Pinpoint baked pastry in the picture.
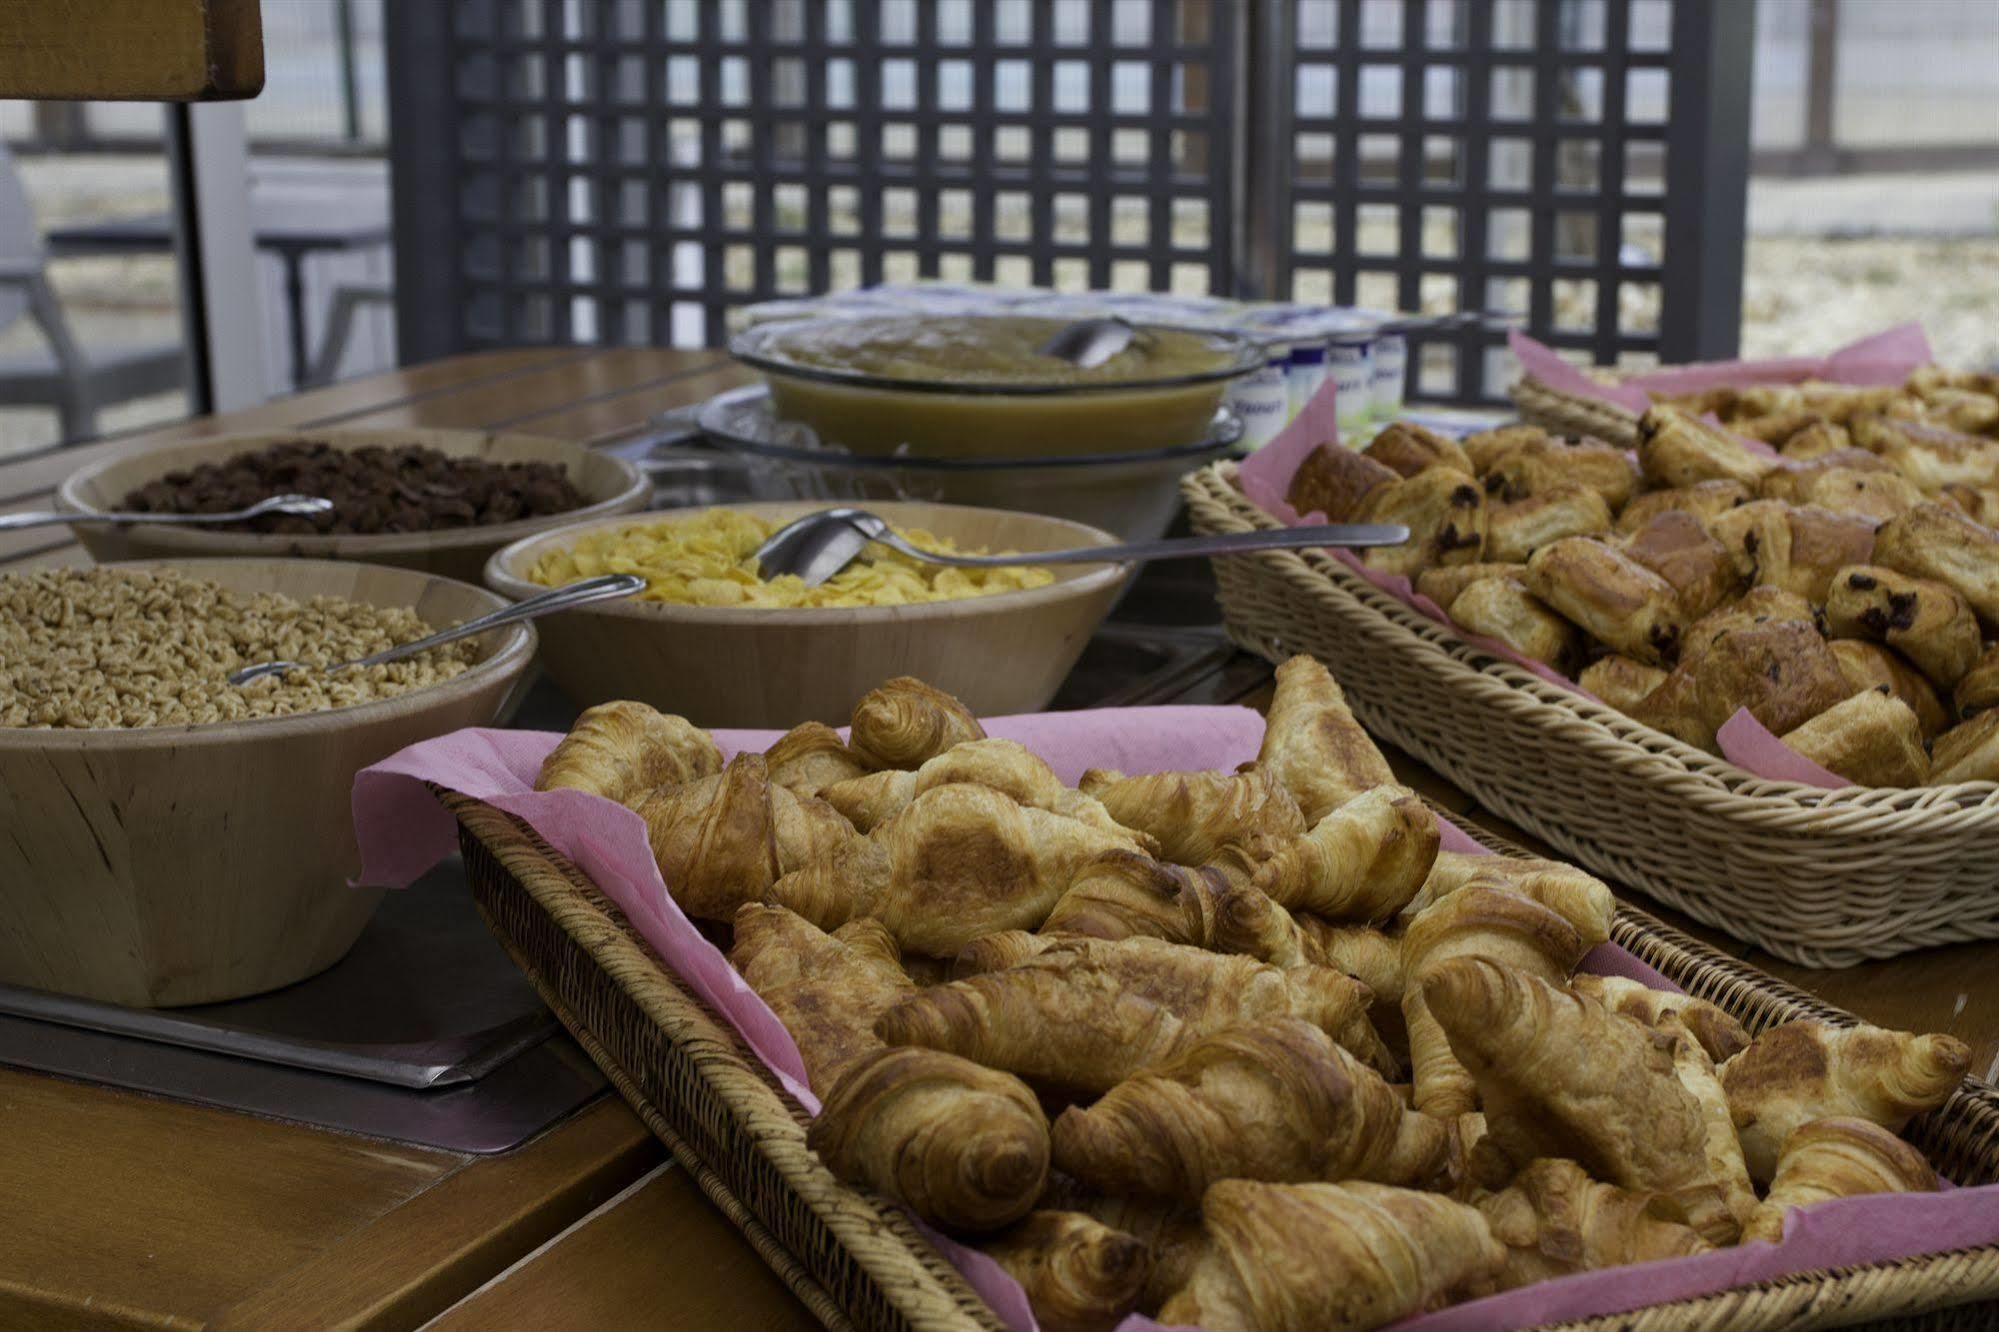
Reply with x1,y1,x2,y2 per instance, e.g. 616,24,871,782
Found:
1619,509,1744,620
806,1044,1050,1231
1758,449,1896,503
535,700,721,805
1952,642,1999,717
1414,561,1529,612
1424,958,1739,1244
1927,707,1999,784
1827,639,1951,738
1785,688,1931,785
849,675,986,769
1362,420,1475,478
1578,655,1670,712
1778,420,1855,460
1050,1018,1451,1202
1630,617,1850,753
1292,918,1405,1005
1255,654,1396,822
731,904,912,1090
1637,406,1777,490
1679,585,1819,660
1661,1017,1759,1229
977,1211,1152,1332
822,737,1144,843
1719,1019,1970,1183
636,752,859,922
1707,501,1878,604
1474,1158,1709,1289
1481,436,1640,513
1157,1179,1505,1332
1793,467,1928,524
1287,443,1399,521
1081,768,1304,875
1356,466,1490,577
767,782,1144,956
1740,1117,1938,1244
1463,423,1554,474
1040,849,1233,946
1873,502,1999,629
1614,479,1751,535
1852,415,1999,494
1824,565,1981,689
1568,973,1751,1063
1525,536,1686,666
1403,852,1615,949
763,721,872,797
1484,486,1613,564
1251,784,1439,924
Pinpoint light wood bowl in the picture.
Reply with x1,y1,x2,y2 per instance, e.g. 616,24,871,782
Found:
0,558,537,1008
485,501,1134,728
56,428,652,584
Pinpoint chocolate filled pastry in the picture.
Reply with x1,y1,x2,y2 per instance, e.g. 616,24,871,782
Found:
1637,406,1778,490
1779,420,1855,461
1872,501,1999,629
1679,586,1819,663
1928,708,1999,784
1415,561,1531,611
1578,655,1670,712
1797,383,1914,425
1462,423,1553,475
1708,501,1878,604
1920,387,1999,435
1942,484,1999,529
1484,485,1613,564
1789,467,1928,524
1361,420,1475,478
1852,415,1999,494
1757,449,1890,501
1630,618,1850,753
1356,466,1490,577
1779,689,1930,786
1287,443,1399,521
1614,479,1752,536
1827,639,1951,738
1952,642,1999,718
1619,510,1744,621
1482,436,1641,513
1731,408,1828,446
1823,565,1982,689
1525,536,1686,666
1448,577,1581,672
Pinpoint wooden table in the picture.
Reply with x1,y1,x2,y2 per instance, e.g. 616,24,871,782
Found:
1,348,1992,1329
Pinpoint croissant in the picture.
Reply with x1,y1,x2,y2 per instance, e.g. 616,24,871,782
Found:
1474,1158,1710,1290
1207,882,1317,967
1720,1019,1969,1182
806,1045,1049,1232
1251,784,1439,924
1424,957,1739,1244
1741,1117,1938,1243
535,700,721,805
1569,973,1751,1062
1295,918,1406,1005
1256,654,1398,823
1157,1179,1505,1332
1660,1017,1759,1229
767,783,1143,956
1081,767,1304,873
1404,853,1616,949
636,752,859,923
1399,886,1587,1117
730,905,912,1090
763,721,871,797
1037,1186,1205,1316
848,675,985,769
1051,1018,1451,1204
977,1211,1152,1332
1040,850,1231,945
822,738,1146,845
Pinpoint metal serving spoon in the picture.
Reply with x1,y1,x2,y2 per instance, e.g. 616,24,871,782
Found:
1037,316,1145,369
751,507,1408,589
228,572,646,686
0,493,335,532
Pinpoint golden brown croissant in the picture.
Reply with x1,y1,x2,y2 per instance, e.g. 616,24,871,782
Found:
1475,1158,1710,1289
1157,1179,1505,1332
535,700,721,805
1295,918,1406,1006
1038,1186,1204,1315
1403,854,1616,950
1081,767,1304,874
1614,479,1752,536
1637,406,1778,489
1720,1019,1970,1182
806,1045,1049,1232
822,737,1146,845
1779,688,1930,786
1424,957,1739,1244
730,904,911,1090
1872,501,1999,628
1362,420,1477,478
1928,707,1999,783
1824,565,1982,689
636,752,858,923
848,675,986,769
978,1211,1152,1332
1827,638,1950,738
1578,655,1671,713
1251,784,1439,924
1256,654,1397,823
1569,973,1751,1063
1040,850,1232,946
763,721,871,797
1741,1117,1938,1244
1399,886,1587,1117
1051,1018,1451,1204
1525,535,1687,666
767,783,1143,956
1660,1017,1759,1229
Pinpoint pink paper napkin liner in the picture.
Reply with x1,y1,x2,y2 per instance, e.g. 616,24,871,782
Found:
1235,378,1851,789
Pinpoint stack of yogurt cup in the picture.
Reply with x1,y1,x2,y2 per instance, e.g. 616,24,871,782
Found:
1225,306,1409,453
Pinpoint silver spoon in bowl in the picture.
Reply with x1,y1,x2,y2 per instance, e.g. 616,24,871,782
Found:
751,507,1408,589
1036,316,1148,369
228,572,646,686
0,493,336,532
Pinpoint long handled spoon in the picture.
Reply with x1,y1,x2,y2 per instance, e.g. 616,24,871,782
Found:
0,494,335,532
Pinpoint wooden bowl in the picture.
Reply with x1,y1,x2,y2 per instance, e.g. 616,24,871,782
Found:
485,501,1134,728
0,558,536,1008
55,428,652,584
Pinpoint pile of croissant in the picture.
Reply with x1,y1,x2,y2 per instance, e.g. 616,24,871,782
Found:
1286,372,1999,786
535,657,1972,1332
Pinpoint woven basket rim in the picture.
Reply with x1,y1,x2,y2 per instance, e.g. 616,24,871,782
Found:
441,786,1999,1331
1186,463,1999,830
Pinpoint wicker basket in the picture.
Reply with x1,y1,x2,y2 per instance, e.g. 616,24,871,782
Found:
1183,463,1999,968
441,788,1999,1331
1509,373,1644,446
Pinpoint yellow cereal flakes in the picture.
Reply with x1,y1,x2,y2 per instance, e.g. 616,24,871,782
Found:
526,509,1054,609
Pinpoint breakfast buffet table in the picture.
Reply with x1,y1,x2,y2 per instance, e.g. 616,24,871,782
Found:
3,347,1995,1330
